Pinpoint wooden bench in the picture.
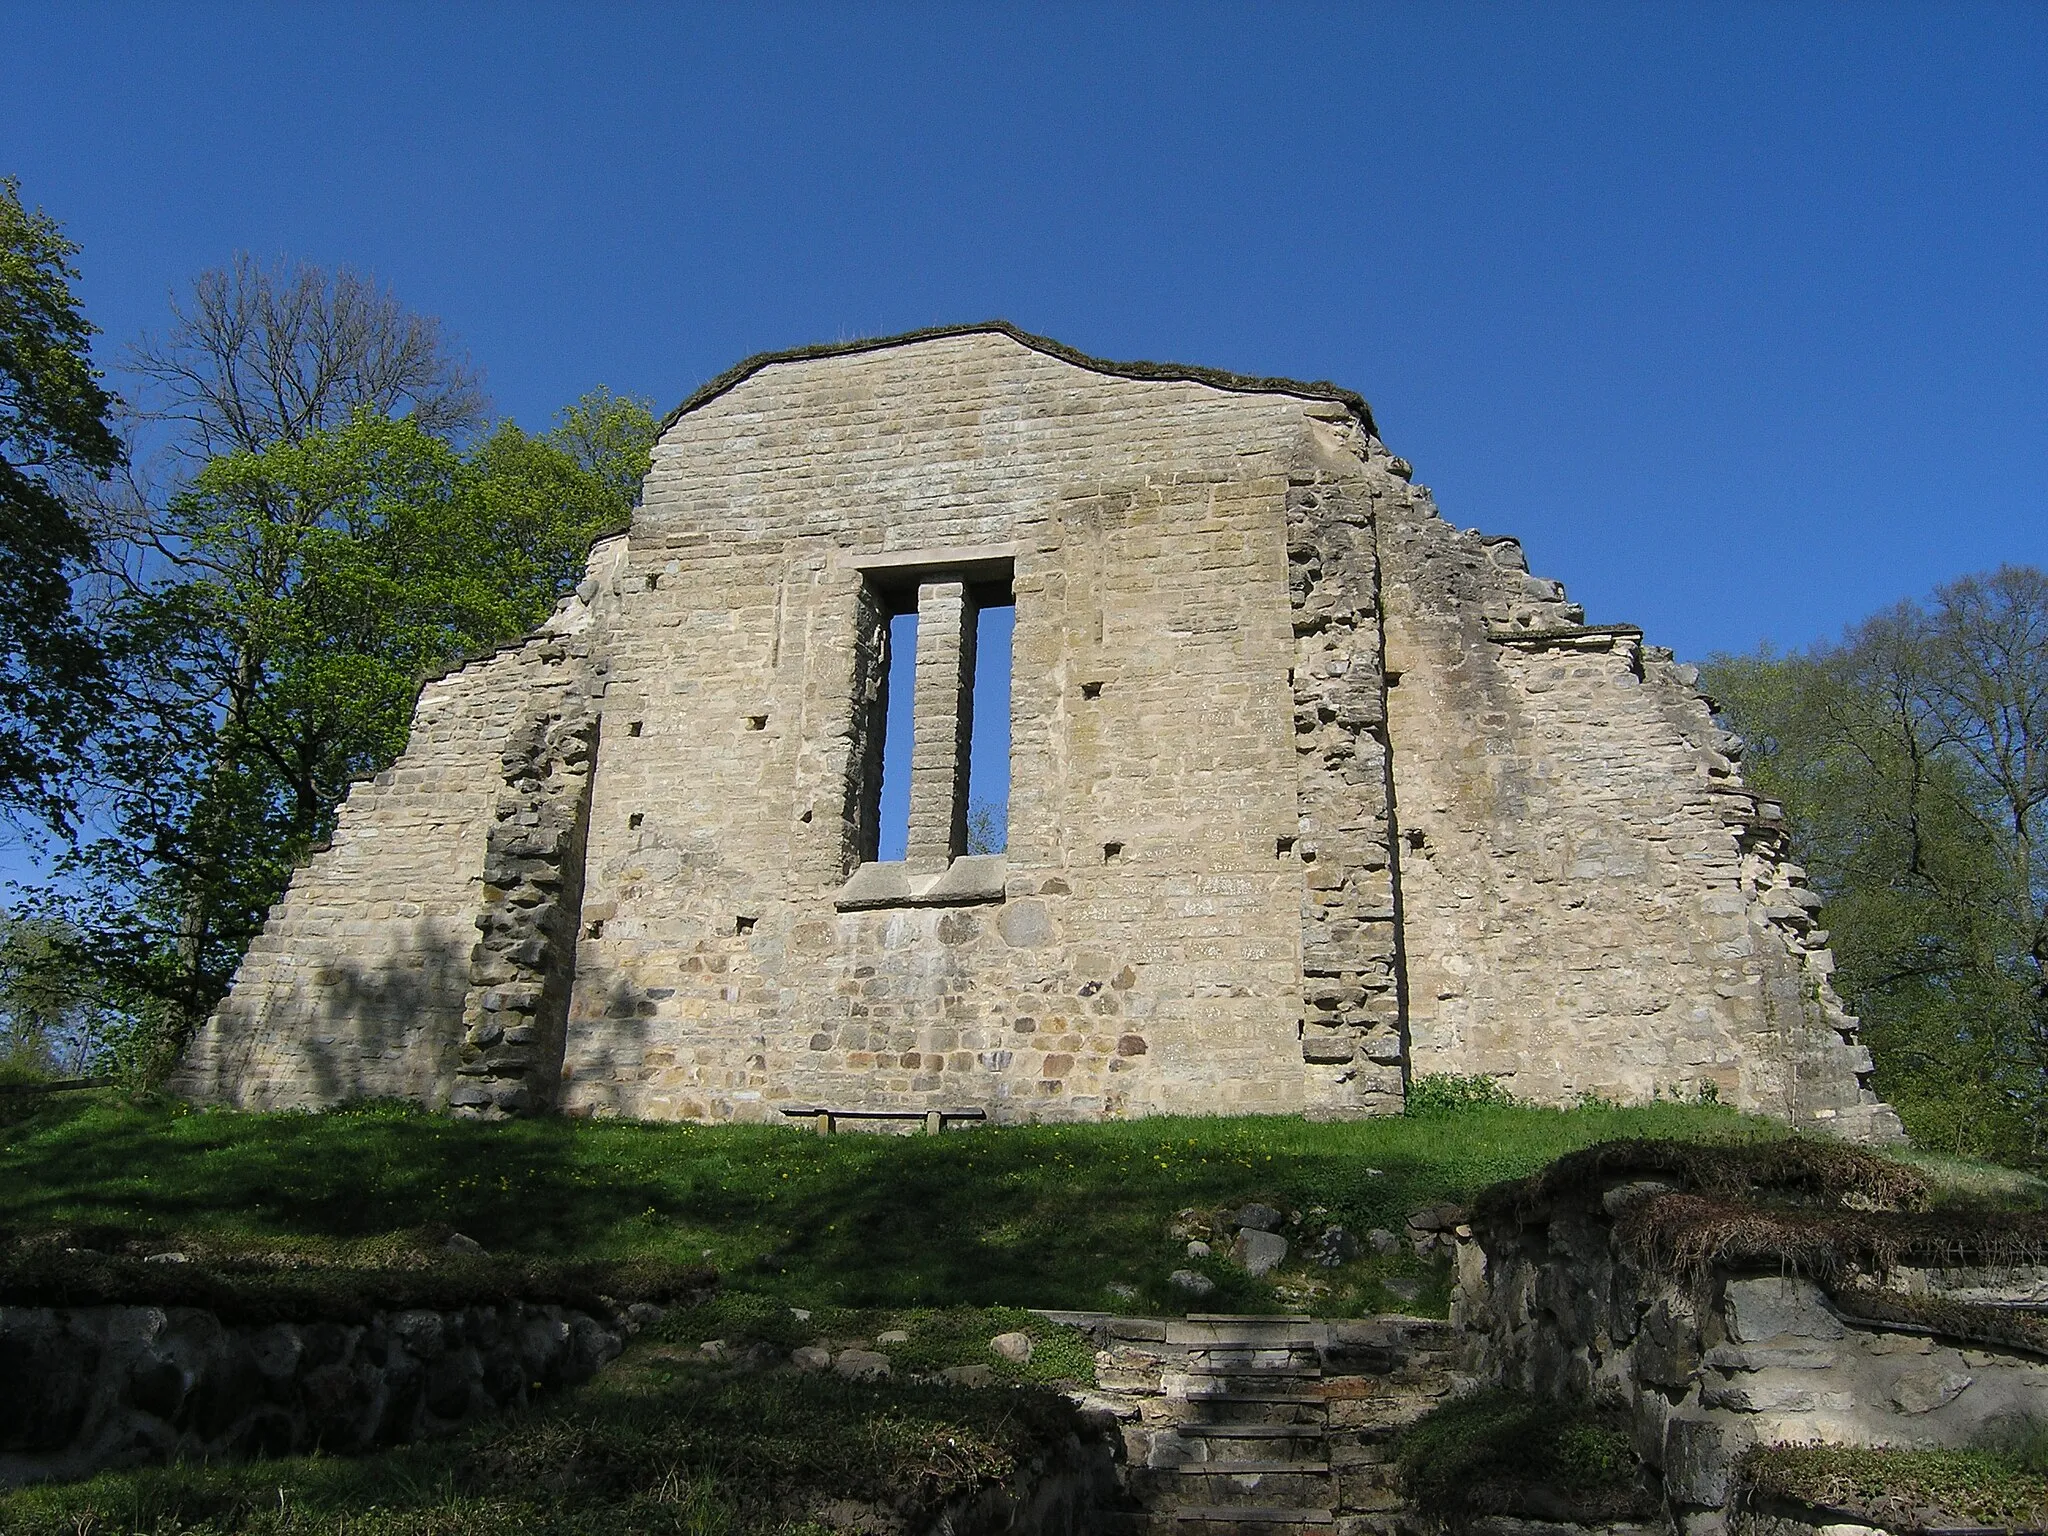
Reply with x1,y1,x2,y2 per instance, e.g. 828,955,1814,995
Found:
778,1106,988,1136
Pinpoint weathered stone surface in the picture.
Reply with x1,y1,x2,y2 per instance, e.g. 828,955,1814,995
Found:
990,1331,1033,1364
1890,1365,1972,1414
0,1300,627,1487
1233,1229,1289,1278
1311,1226,1361,1266
177,325,1895,1140
1167,1270,1215,1298
1723,1277,1844,1344
832,1348,890,1381
1232,1203,1285,1233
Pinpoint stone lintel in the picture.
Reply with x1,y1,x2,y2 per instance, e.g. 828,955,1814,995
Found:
845,542,1017,589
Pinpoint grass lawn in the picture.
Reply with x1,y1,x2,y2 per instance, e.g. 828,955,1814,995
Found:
0,1092,1839,1318
6,1091,2044,1534
0,1327,1097,1536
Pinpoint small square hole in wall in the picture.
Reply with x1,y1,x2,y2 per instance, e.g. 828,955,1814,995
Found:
628,813,644,829
735,915,757,936
1406,828,1427,851
586,919,605,939
1103,841,1124,864
1081,681,1104,700
745,714,768,731
626,720,643,737
645,572,660,591
1276,836,1297,859
1386,671,1404,688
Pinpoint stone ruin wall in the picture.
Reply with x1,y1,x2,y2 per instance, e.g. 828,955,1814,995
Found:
1374,466,1892,1137
557,335,1348,1124
178,327,1895,1139
171,541,627,1113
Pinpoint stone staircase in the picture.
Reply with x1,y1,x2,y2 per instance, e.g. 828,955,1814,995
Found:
1040,1312,1459,1536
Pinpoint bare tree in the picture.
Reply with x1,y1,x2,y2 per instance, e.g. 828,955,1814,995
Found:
127,254,488,459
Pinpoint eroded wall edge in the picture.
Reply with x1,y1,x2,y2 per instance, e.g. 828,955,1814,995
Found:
172,538,627,1112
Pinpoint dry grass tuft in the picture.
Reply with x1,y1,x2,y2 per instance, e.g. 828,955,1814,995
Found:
1825,1285,2048,1358
1474,1137,1932,1229
1609,1193,2048,1281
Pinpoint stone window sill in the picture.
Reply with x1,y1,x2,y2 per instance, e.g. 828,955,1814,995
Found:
835,855,1006,911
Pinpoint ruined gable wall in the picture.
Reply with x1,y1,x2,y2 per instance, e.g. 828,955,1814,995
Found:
558,332,1359,1123
174,544,628,1113
1374,469,1897,1137
173,651,549,1110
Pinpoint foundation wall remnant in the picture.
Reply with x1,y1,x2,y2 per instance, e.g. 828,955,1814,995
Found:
174,324,1900,1140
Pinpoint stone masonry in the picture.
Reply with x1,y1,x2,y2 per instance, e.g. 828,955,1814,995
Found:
172,323,1900,1141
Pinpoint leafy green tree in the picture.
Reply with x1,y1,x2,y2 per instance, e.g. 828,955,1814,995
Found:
547,384,660,515
1704,566,2048,1165
0,914,121,1077
56,394,657,1067
0,176,122,829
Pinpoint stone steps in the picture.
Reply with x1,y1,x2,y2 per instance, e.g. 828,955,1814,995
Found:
1183,1394,1326,1410
1179,1425,1327,1441
1103,1507,1338,1534
1061,1311,1455,1535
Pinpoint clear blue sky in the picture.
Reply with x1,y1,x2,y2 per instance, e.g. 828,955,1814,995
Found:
7,2,2044,668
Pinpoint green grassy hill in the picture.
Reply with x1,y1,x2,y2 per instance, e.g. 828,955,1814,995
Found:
6,1090,2041,1536
0,1092,1823,1317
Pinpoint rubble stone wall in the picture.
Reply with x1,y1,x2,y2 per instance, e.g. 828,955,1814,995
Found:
0,1300,627,1488
171,649,547,1111
1456,1190,2048,1530
171,541,627,1113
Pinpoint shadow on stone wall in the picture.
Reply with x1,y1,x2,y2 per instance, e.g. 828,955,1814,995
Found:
186,923,478,1112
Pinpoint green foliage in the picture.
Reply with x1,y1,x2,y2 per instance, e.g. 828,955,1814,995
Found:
0,176,121,829
1741,1441,2048,1528
1397,1390,1652,1525
0,1356,1086,1535
47,394,657,1064
1406,1072,1519,1115
965,795,1006,855
546,384,659,514
1,1095,1777,1318
0,913,122,1074
1703,566,2048,1168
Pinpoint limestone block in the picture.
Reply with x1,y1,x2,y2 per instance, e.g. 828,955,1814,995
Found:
1234,1229,1289,1278
1722,1277,1844,1344
1889,1364,1973,1414
832,1349,891,1381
